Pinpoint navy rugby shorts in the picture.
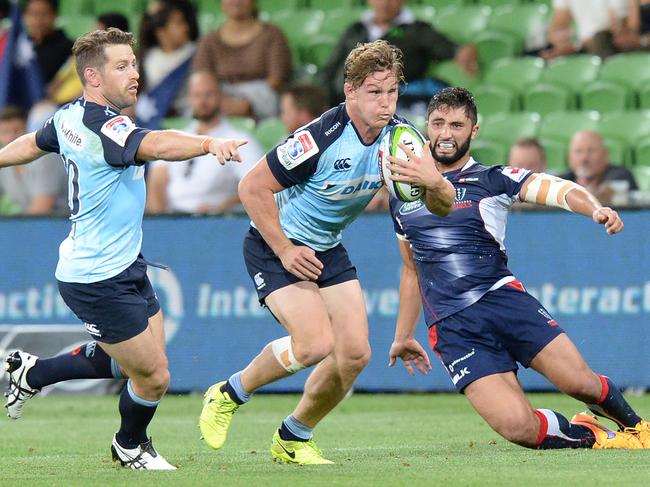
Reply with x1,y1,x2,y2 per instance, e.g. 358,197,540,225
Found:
58,255,161,344
428,281,564,392
243,227,358,304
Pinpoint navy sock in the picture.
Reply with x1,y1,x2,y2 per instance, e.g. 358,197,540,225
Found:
588,375,642,428
26,342,122,390
220,379,245,405
115,380,159,449
279,415,313,442
535,409,596,449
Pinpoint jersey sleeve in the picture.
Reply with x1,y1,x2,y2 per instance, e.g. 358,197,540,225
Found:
86,111,150,167
35,117,60,153
487,166,533,200
265,128,320,187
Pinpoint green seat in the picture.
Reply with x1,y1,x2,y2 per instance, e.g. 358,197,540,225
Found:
474,30,519,68
639,84,650,109
269,10,325,49
538,111,601,143
197,0,221,14
93,0,145,16
480,0,523,7
58,15,96,40
427,60,480,91
631,165,650,191
198,12,225,33
602,136,628,166
307,0,355,11
478,112,541,146
541,55,602,96
580,80,632,112
522,82,573,115
538,136,568,173
300,35,337,68
487,3,549,53
227,117,256,134
321,8,364,38
599,53,650,92
432,5,491,44
470,139,508,166
259,0,303,13
600,111,650,164
637,137,650,167
418,0,468,9
473,84,516,116
161,117,192,130
255,118,288,151
60,0,93,16
484,57,545,93
410,5,436,24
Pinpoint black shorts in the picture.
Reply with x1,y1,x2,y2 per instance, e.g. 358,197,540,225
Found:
57,255,161,344
243,227,358,304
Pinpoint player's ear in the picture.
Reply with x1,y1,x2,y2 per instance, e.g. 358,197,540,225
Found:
470,123,479,140
84,67,101,88
343,82,355,99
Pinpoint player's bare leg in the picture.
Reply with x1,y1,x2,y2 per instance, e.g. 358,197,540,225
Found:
530,333,650,445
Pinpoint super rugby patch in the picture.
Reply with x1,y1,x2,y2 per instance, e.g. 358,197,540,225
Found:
101,115,137,147
276,130,319,170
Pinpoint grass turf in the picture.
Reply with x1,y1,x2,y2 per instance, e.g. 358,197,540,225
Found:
1,392,649,486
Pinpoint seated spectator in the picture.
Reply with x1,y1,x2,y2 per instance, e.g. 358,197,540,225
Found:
0,106,68,215
321,0,478,108
541,0,628,60
613,0,650,51
280,83,329,134
96,12,130,32
22,0,73,87
192,0,292,121
146,71,263,215
136,0,199,128
559,130,638,206
508,137,548,173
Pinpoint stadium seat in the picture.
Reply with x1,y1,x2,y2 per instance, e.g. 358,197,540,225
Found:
631,165,650,191
258,0,303,12
473,84,516,116
538,136,568,173
92,0,145,16
479,0,524,7
598,53,650,91
197,0,221,14
602,136,628,166
483,57,545,93
580,80,632,112
321,8,365,38
639,84,650,109
300,35,337,69
307,0,355,11
522,82,573,115
410,5,437,24
477,112,541,146
474,31,520,68
541,55,602,94
432,5,491,44
58,15,96,40
599,111,650,164
60,0,93,16
198,12,226,33
427,60,480,91
634,137,650,167
470,139,508,166
538,111,601,143
161,117,192,130
269,10,325,49
486,3,549,53
417,0,468,9
255,118,288,151
227,117,256,134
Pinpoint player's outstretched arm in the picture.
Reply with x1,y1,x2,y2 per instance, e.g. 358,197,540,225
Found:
389,239,431,376
0,133,47,168
137,130,247,165
238,157,323,281
519,173,624,235
387,141,455,216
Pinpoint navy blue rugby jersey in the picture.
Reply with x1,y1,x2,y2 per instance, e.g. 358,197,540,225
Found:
390,159,533,324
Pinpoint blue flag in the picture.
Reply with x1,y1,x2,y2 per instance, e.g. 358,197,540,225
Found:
0,3,46,110
135,56,192,129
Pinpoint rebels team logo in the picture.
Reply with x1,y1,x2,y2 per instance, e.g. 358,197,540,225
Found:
453,187,472,209
455,188,466,202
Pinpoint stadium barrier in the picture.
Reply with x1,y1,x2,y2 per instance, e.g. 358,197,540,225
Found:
1,211,649,394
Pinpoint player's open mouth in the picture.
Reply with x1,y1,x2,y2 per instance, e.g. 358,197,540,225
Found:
437,141,455,152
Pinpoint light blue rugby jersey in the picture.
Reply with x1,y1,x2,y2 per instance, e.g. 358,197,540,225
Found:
266,103,414,251
35,98,150,283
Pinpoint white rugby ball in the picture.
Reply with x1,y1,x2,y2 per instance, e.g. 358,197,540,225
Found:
379,124,425,202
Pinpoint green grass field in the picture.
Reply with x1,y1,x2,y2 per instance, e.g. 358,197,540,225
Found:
1,392,649,486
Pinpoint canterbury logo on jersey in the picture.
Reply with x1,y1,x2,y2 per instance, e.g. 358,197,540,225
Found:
333,158,351,171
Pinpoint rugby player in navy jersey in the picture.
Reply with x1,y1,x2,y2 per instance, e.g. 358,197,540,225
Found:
198,40,455,464
2,28,246,469
386,87,650,450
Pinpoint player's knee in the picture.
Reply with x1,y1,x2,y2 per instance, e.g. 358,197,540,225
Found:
338,342,371,374
147,367,170,397
291,334,335,367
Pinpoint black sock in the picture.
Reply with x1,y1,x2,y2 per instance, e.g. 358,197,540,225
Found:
115,380,159,449
26,342,120,390
220,380,245,405
588,375,642,428
279,422,308,442
535,409,596,449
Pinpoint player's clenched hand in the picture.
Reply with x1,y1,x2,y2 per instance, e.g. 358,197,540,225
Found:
386,141,445,191
277,244,323,281
209,138,248,165
388,338,432,376
592,207,624,235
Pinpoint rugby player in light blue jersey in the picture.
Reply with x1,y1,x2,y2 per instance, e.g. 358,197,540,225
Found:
2,28,246,469
388,87,650,450
198,40,455,464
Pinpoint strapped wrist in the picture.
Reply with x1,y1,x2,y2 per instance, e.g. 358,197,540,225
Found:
201,137,212,154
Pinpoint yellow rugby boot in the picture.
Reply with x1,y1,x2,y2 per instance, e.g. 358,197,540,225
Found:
570,413,643,449
271,430,334,465
199,381,239,449
624,420,650,448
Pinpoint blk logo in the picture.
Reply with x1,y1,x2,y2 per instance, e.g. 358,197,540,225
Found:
333,158,351,171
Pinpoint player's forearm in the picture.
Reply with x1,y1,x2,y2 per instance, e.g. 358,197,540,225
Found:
0,133,46,168
564,186,603,217
423,178,455,216
138,130,219,161
394,263,423,340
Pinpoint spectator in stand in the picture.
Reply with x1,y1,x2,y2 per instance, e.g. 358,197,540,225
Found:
280,83,329,134
135,0,199,127
321,0,478,108
0,106,67,215
22,0,73,87
508,138,548,174
96,12,130,32
559,130,638,206
613,0,650,51
541,0,628,60
146,71,263,215
192,0,292,121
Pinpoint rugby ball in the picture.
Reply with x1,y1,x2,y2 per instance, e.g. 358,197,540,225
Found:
379,124,425,202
